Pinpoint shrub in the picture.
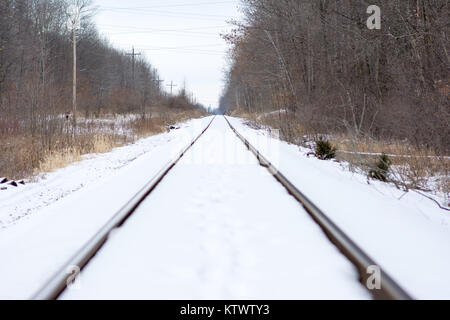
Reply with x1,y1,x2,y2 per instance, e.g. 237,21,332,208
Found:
36,147,81,174
315,139,337,160
369,153,392,182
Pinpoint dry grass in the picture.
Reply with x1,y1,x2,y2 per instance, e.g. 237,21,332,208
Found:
90,134,117,154
0,108,207,180
335,146,449,189
0,135,43,180
237,110,309,143
129,108,207,138
35,147,82,174
329,135,449,196
234,109,449,200
129,118,167,138
230,110,258,121
330,134,439,157
34,134,117,175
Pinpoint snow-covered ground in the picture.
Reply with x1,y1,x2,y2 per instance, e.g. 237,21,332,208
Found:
1,115,449,299
61,117,368,300
227,117,450,300
0,117,211,299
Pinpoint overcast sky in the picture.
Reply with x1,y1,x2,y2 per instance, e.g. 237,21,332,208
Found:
93,0,242,110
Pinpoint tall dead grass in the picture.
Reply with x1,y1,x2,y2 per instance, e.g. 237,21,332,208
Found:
36,147,82,174
34,134,118,174
129,108,206,138
234,109,449,201
90,134,117,154
0,108,206,180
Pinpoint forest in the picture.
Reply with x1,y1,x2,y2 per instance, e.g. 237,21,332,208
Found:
0,0,203,179
221,0,449,195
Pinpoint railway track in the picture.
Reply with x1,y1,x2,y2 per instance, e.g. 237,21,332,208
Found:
32,116,216,300
32,115,412,300
223,116,412,300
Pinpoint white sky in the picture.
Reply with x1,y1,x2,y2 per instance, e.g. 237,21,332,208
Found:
93,0,242,110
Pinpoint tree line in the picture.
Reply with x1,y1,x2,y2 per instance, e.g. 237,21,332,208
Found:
0,0,201,137
0,0,205,179
221,0,449,153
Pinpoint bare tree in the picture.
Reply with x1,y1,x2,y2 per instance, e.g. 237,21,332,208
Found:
222,0,449,153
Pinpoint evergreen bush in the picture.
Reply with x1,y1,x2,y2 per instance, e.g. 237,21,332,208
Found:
369,153,392,182
315,139,337,160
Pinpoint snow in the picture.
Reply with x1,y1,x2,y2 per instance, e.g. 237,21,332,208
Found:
0,117,212,299
1,115,448,300
227,116,450,299
61,116,368,300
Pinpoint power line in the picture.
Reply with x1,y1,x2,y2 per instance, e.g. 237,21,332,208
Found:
97,10,229,22
100,8,232,18
98,25,228,37
98,25,232,40
120,44,226,54
141,50,224,57
98,24,229,31
140,48,225,56
141,44,224,50
106,30,219,37
98,1,236,10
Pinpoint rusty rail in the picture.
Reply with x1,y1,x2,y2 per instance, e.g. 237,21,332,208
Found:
32,116,216,300
224,116,412,300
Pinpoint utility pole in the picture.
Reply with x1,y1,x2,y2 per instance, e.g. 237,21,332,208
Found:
127,46,141,88
72,27,77,131
152,76,164,97
152,76,164,90
68,4,81,134
167,81,177,96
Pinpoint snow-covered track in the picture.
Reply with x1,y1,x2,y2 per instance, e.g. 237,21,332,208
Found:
223,116,412,300
31,117,216,300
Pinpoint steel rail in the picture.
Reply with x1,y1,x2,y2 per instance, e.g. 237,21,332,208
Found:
32,116,216,300
224,116,412,300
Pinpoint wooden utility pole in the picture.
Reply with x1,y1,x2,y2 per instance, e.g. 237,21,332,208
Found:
68,4,80,134
127,47,141,88
72,27,77,131
152,76,164,97
167,81,177,96
152,76,164,89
